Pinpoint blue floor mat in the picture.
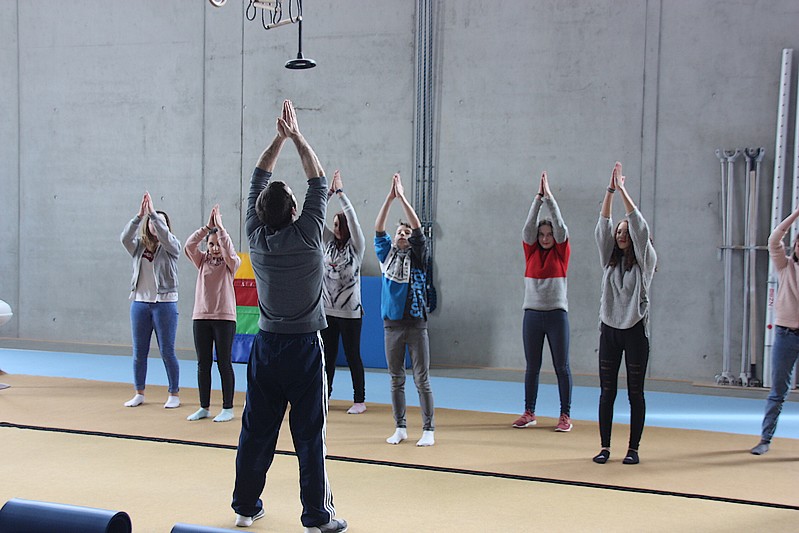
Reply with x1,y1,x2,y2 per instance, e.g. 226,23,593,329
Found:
1,347,797,440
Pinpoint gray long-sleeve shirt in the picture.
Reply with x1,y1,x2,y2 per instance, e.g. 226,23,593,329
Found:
595,208,657,333
246,167,328,334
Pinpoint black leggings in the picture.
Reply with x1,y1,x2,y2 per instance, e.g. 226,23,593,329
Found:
598,320,649,450
192,319,236,409
321,316,365,403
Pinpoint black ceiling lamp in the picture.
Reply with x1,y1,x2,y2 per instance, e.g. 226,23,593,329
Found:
285,18,316,70
209,0,316,69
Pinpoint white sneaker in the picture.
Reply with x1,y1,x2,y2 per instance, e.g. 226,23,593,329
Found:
235,508,264,527
304,518,348,532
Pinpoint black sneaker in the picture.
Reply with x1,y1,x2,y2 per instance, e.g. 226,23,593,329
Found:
304,518,348,532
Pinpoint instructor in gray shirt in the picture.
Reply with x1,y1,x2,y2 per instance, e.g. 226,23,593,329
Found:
231,100,348,533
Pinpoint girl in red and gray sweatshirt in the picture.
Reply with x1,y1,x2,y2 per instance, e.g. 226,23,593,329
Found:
512,171,573,433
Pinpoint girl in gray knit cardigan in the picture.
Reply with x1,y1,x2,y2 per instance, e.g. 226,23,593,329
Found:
592,162,657,466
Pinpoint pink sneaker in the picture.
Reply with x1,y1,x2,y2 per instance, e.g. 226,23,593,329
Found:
555,413,573,432
512,410,537,428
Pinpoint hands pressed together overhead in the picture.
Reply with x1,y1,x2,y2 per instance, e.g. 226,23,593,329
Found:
390,173,405,200
206,204,225,232
276,99,301,140
329,169,344,198
137,191,156,218
537,171,553,199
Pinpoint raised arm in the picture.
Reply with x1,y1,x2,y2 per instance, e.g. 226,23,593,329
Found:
769,206,799,271
523,172,545,245
247,119,286,237
120,194,147,256
615,164,637,216
184,225,207,269
144,193,181,257
330,170,366,257
211,205,241,274
600,162,620,219
256,128,286,173
279,99,324,179
626,209,656,278
393,173,421,229
541,171,568,243
596,166,618,266
375,176,397,234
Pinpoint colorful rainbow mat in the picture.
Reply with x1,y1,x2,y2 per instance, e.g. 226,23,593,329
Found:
230,253,389,368
232,252,258,363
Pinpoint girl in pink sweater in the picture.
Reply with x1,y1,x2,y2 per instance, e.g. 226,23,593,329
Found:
751,205,799,455
185,205,241,422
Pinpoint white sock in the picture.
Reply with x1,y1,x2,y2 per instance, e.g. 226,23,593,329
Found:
213,408,234,422
347,403,367,414
187,408,210,421
386,427,408,445
164,395,180,409
124,394,144,407
416,430,435,447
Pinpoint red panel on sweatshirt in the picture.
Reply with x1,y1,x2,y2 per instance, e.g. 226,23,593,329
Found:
523,240,570,279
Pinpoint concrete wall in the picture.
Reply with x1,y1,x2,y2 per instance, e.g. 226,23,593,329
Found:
1,0,798,383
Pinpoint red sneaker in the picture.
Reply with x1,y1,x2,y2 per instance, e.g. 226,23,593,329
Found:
555,413,573,432
512,410,537,428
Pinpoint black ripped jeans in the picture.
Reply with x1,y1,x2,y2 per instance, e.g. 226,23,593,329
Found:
598,320,649,451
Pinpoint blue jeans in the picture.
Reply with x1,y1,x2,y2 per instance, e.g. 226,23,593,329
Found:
761,326,799,443
130,301,180,394
522,309,572,415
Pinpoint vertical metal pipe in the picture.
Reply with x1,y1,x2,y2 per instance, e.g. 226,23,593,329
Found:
740,155,753,385
749,148,765,387
764,49,793,387
715,149,730,384
722,149,740,384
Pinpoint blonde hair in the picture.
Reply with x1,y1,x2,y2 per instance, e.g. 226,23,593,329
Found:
140,211,171,252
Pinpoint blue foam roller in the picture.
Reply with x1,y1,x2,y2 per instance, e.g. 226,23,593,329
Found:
0,498,131,533
171,523,240,533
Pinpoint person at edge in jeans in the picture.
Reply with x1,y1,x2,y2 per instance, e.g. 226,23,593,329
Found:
230,100,347,533
120,191,181,409
321,169,368,415
374,172,436,447
751,205,799,456
592,161,657,466
184,204,241,423
512,171,573,432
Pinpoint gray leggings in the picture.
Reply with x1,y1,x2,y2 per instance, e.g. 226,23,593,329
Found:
384,325,435,431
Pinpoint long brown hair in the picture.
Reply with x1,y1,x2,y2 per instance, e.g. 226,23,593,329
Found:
334,212,351,249
607,220,637,272
140,210,171,252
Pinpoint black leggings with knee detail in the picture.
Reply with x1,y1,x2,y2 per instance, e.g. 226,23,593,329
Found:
597,320,649,450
